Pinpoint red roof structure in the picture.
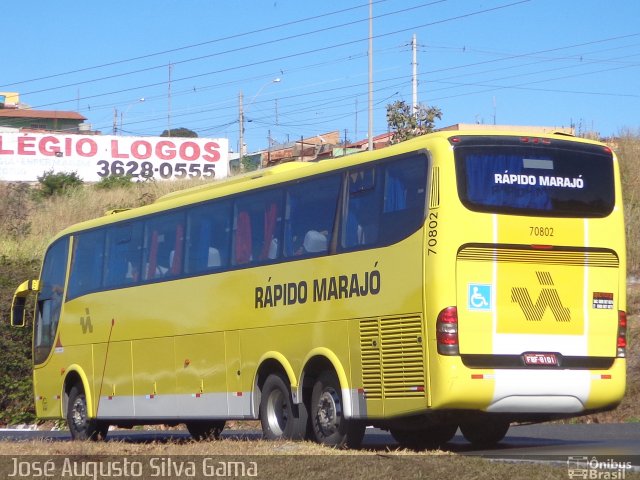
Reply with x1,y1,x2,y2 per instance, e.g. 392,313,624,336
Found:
0,109,86,120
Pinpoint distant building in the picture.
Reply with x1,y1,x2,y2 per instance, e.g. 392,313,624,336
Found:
0,109,89,133
249,131,342,169
347,132,394,150
0,92,20,109
0,91,91,134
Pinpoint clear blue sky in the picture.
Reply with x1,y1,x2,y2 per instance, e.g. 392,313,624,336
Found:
2,0,639,152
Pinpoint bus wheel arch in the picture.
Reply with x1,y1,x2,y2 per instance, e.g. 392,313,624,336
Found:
299,350,350,406
62,367,92,420
301,353,365,448
253,353,298,415
255,357,307,440
62,369,108,441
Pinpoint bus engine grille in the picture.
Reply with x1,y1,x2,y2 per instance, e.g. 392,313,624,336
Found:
359,315,426,399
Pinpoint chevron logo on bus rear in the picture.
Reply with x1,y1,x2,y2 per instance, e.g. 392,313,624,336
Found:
511,272,571,323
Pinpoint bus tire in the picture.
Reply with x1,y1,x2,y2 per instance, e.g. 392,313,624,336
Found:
390,423,457,451
66,384,108,441
186,420,226,441
259,373,307,440
460,419,510,447
310,371,365,448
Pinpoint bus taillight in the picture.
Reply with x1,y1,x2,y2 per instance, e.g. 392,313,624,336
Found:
617,310,627,358
437,306,459,355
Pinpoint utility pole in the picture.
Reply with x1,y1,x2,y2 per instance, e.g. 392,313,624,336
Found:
343,129,348,157
267,129,271,167
168,63,173,137
493,96,497,125
367,0,374,151
112,108,118,135
238,90,244,166
412,34,418,115
355,98,358,142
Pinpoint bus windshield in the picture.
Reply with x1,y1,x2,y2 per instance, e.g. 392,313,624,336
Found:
454,137,615,217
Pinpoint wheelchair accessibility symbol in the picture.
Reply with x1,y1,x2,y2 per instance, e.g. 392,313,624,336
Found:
468,284,492,311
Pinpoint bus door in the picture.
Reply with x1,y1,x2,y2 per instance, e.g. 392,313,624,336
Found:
32,237,70,417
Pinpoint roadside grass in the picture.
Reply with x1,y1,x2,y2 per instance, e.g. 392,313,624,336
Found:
0,178,207,262
575,284,639,424
0,439,590,480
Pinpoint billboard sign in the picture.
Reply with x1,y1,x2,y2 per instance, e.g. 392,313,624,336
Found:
0,132,229,182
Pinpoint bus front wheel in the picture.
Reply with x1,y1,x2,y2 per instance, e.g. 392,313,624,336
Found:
310,371,365,448
66,384,108,441
259,373,307,440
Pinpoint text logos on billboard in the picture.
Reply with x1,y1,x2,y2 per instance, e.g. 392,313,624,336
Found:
0,133,229,182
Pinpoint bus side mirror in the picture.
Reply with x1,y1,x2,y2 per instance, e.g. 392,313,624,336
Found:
10,280,40,328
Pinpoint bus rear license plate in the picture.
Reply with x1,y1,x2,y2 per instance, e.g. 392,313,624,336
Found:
523,353,558,366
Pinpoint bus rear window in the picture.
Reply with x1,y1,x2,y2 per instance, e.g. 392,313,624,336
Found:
454,140,615,217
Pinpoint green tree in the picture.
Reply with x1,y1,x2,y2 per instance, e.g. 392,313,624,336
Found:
0,256,39,425
34,170,83,198
160,127,198,138
94,174,134,190
386,100,442,144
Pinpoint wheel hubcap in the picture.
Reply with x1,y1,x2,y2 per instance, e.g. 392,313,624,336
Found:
72,397,87,429
266,389,288,435
316,388,341,437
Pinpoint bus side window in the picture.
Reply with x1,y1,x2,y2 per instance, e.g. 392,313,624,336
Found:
104,223,143,288
284,174,341,257
340,155,428,250
186,201,231,273
233,190,283,266
143,212,185,280
378,155,428,243
68,229,105,299
342,167,381,249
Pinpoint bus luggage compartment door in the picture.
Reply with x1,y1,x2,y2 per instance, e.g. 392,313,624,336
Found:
455,245,620,359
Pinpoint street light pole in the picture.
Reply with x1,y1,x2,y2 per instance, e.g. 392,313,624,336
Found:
238,77,281,169
118,97,145,136
238,90,244,169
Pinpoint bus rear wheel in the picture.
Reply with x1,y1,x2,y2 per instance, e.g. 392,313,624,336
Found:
390,423,457,451
66,384,108,441
186,420,226,441
259,373,307,440
310,371,365,449
459,419,510,447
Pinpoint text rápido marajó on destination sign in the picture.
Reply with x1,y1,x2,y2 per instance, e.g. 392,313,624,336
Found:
494,172,584,188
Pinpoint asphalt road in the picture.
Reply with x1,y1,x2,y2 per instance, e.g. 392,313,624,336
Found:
1,423,639,468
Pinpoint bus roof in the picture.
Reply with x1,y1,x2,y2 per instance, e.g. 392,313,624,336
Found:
155,161,314,204
51,129,607,241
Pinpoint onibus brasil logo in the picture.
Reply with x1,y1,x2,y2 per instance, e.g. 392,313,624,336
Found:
567,456,633,479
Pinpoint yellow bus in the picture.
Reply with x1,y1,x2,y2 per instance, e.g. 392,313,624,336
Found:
11,130,627,449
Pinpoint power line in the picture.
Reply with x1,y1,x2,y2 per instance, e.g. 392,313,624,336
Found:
29,0,530,110
0,0,394,88
94,31,633,135
12,1,446,97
